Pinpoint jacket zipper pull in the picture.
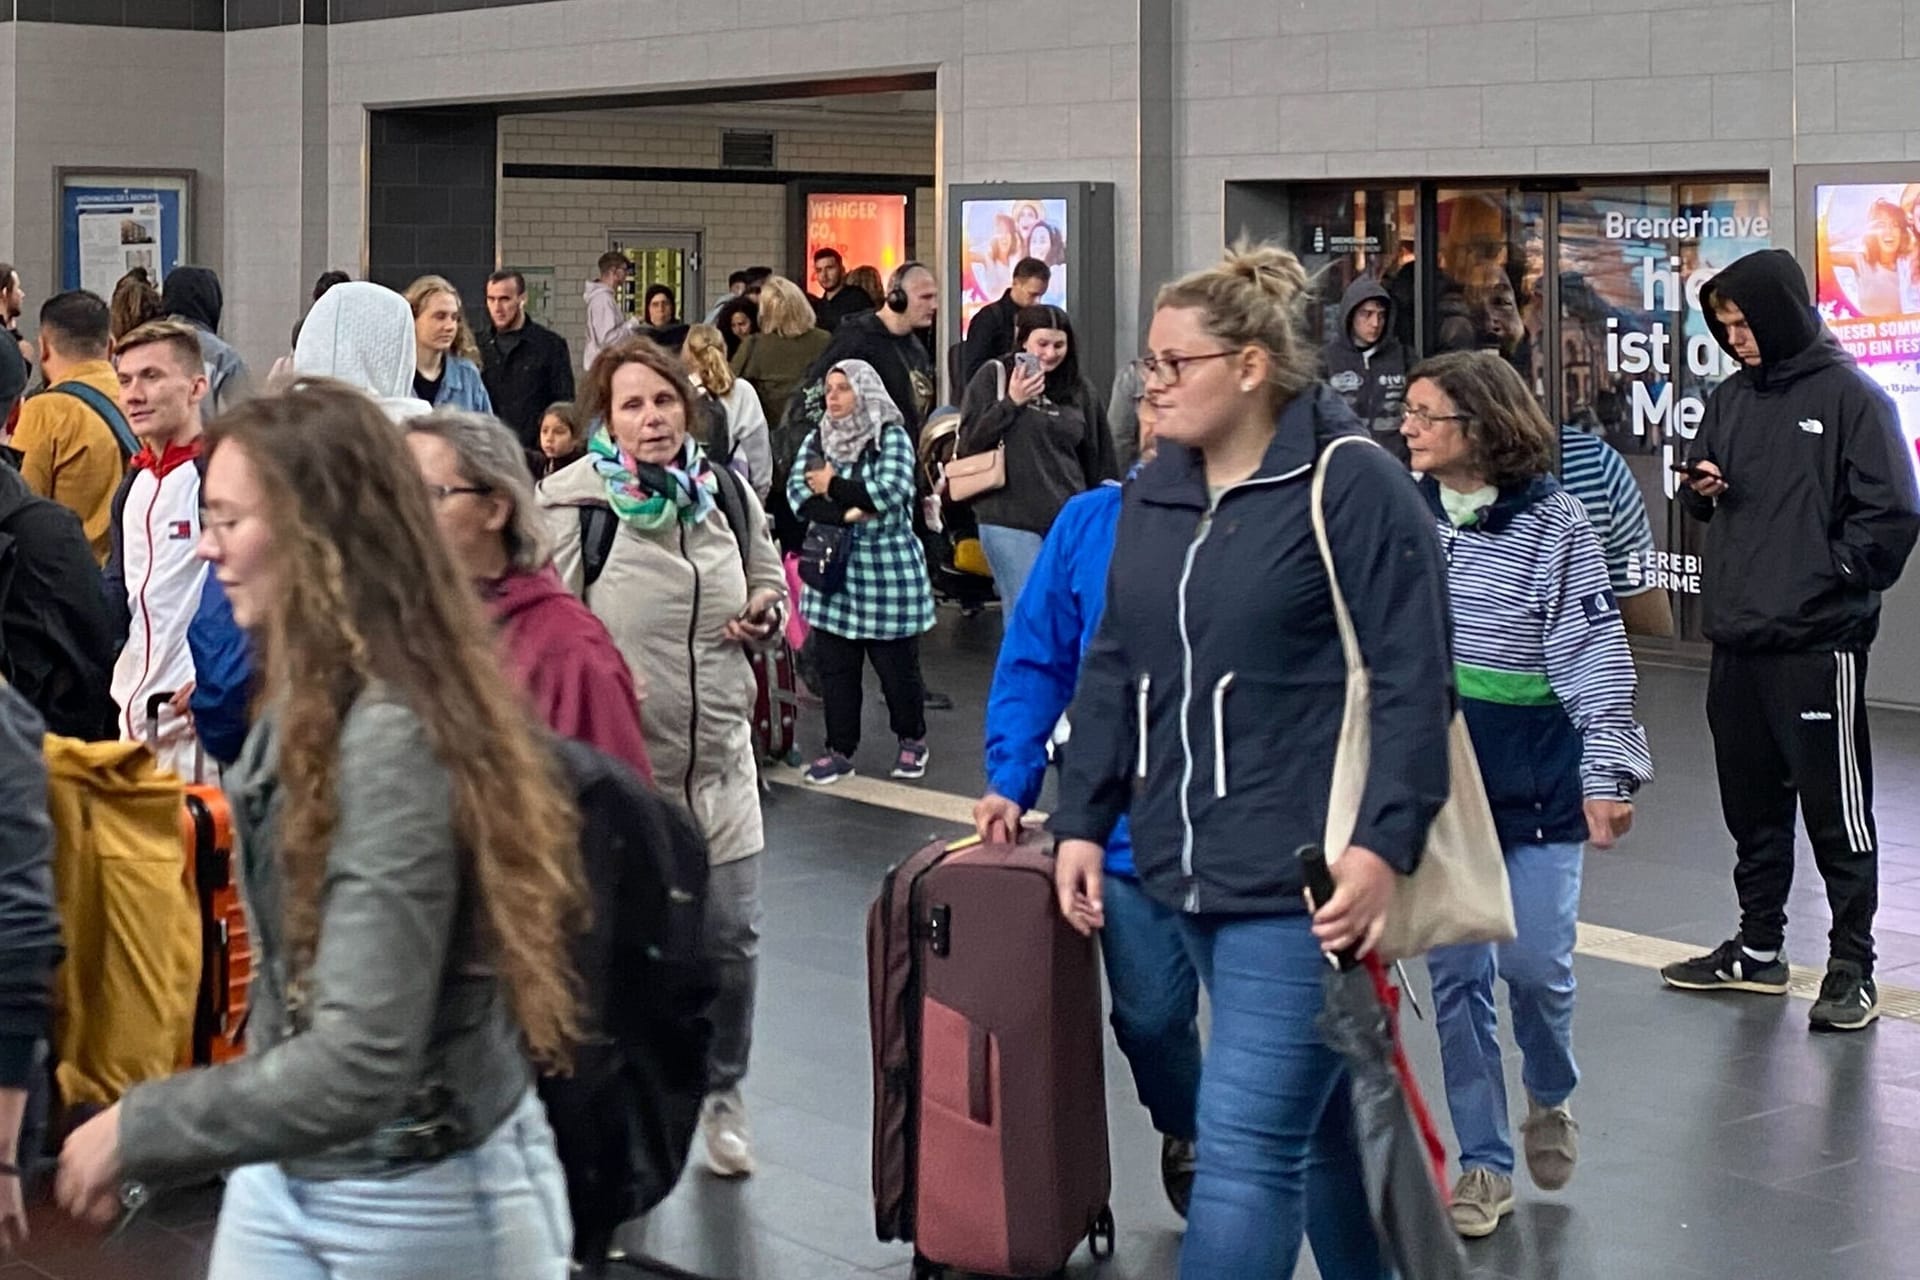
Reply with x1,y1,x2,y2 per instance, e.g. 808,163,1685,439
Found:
1135,675,1152,779
1212,673,1235,799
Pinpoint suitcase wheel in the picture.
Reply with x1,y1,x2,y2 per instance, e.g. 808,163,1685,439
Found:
1087,1205,1116,1260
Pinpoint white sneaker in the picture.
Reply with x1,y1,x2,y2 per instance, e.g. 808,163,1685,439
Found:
700,1089,756,1178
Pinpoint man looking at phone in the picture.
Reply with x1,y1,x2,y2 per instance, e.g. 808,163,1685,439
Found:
1660,248,1919,1032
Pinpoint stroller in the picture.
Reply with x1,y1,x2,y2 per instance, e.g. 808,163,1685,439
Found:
916,407,998,612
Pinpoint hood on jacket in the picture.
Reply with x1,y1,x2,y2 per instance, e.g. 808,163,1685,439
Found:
1334,277,1395,352
584,280,614,303
481,563,573,622
292,281,431,421
163,267,224,332
1700,249,1824,371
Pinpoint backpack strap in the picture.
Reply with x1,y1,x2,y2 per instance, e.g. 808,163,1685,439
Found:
710,462,753,570
46,382,137,460
579,505,618,589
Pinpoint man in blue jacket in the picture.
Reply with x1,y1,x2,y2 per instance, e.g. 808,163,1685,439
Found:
974,396,1201,1218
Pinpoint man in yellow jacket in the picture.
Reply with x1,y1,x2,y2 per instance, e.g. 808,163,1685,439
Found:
8,292,127,564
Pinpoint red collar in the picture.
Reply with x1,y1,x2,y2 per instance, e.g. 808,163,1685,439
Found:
131,435,205,477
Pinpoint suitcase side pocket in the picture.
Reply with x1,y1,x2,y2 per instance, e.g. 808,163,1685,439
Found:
916,997,1008,1270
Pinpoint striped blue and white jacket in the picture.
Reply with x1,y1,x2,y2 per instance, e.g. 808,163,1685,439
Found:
1421,474,1654,848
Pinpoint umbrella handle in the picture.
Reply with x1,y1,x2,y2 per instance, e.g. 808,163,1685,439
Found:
1296,844,1361,972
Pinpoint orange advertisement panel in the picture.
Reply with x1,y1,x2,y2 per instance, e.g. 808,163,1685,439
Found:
807,193,908,279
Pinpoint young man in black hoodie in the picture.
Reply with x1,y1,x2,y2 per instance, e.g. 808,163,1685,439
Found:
1319,276,1408,461
1660,248,1920,1031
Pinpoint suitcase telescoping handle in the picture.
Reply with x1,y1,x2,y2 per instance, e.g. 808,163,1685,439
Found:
146,691,207,784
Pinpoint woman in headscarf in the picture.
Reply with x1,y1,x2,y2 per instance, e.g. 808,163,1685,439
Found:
788,359,935,786
538,338,784,1181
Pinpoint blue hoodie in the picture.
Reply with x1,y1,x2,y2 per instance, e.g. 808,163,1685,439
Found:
984,481,1136,876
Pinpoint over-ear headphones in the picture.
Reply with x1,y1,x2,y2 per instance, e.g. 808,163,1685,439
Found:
886,261,926,314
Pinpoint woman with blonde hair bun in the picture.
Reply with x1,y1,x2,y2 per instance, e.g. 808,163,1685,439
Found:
1051,242,1455,1277
683,322,772,499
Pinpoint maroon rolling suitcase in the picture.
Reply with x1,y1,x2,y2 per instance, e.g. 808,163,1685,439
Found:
749,640,801,768
868,835,1115,1279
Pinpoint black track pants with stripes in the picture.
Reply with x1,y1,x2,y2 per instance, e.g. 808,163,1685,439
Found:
1707,648,1879,972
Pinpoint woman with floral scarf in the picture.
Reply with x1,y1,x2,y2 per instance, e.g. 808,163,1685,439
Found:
537,338,785,1182
788,359,935,785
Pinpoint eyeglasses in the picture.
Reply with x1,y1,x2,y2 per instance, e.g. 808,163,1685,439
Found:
426,484,490,503
1135,350,1239,388
1399,404,1471,428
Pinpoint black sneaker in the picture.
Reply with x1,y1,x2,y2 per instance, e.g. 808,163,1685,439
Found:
1809,959,1878,1032
1160,1135,1196,1220
1659,938,1790,995
923,688,955,711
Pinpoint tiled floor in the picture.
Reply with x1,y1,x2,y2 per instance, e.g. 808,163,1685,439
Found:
16,613,1920,1279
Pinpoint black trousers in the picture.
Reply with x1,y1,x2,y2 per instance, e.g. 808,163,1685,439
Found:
813,629,926,758
1706,648,1879,970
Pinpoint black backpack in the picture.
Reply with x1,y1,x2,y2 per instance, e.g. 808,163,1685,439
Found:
538,738,718,1266
697,392,734,469
578,462,754,590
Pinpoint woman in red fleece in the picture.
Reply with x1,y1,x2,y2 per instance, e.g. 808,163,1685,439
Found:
404,409,653,784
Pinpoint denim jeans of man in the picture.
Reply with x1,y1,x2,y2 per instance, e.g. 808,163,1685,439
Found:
976,524,1044,618
705,852,763,1092
1175,911,1389,1280
1426,840,1583,1176
1099,872,1201,1142
207,1089,572,1279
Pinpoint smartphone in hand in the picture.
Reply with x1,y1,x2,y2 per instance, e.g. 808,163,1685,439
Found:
1014,352,1042,379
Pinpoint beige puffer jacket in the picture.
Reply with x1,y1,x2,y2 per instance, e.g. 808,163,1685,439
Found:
539,456,786,864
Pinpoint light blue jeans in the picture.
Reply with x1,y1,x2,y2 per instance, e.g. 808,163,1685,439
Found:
1100,873,1201,1142
1175,911,1389,1280
207,1089,572,1279
977,524,1045,617
1426,840,1583,1176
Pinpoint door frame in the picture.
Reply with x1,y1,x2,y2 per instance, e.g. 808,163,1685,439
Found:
607,227,704,324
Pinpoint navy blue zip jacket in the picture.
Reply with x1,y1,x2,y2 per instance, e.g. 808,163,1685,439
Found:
1051,384,1455,916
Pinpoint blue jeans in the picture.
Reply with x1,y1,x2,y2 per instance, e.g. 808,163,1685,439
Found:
1176,912,1389,1280
1099,873,1201,1142
705,853,762,1093
207,1090,572,1279
977,524,1044,617
1427,840,1583,1176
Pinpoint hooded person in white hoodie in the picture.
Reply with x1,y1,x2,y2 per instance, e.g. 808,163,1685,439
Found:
290,281,433,422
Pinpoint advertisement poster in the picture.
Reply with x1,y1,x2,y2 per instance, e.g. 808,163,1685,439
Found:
60,182,187,297
1814,183,1920,481
957,197,1068,337
805,193,907,281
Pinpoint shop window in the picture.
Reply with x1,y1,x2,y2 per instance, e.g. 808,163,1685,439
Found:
1430,188,1549,406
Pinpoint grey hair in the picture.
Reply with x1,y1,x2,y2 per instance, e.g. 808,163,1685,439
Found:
404,409,552,573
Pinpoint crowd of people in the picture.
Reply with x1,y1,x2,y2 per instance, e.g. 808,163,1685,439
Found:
0,225,1911,1280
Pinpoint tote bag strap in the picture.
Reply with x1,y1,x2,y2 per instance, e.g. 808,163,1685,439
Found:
1308,434,1377,682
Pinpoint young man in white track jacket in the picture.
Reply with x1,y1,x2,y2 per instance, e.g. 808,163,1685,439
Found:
105,320,211,776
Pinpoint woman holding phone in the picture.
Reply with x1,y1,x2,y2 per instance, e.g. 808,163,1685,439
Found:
538,337,785,1181
955,304,1116,614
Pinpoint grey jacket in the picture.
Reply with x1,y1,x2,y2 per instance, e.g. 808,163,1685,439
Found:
117,693,530,1184
0,682,61,1090
188,323,252,423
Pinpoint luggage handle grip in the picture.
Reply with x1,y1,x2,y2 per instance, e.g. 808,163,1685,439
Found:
144,690,206,783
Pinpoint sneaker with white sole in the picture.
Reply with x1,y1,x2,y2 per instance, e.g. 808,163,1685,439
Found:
890,738,929,780
1520,1096,1578,1191
803,751,855,786
700,1089,756,1178
1809,959,1879,1032
1658,938,1789,995
1449,1167,1514,1239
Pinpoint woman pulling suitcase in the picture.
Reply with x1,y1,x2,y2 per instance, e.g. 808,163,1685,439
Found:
1050,244,1457,1279
54,382,584,1279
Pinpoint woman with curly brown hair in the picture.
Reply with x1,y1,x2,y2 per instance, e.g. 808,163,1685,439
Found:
55,380,585,1279
108,268,163,344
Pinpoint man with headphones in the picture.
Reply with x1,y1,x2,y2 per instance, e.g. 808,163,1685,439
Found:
805,261,940,440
